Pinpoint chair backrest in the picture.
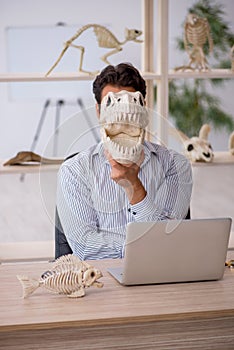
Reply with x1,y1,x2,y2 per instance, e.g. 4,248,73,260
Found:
55,153,79,259
55,207,72,259
185,207,191,219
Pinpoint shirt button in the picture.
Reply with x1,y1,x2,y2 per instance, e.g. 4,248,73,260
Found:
128,208,131,212
132,211,136,215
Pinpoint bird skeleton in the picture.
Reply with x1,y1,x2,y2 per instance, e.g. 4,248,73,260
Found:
46,24,143,76
175,13,213,71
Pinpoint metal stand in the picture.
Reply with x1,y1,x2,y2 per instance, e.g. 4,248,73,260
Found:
20,98,99,182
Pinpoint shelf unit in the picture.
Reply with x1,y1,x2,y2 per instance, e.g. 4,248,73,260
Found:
1,0,233,169
0,0,233,144
0,69,233,82
1,0,233,171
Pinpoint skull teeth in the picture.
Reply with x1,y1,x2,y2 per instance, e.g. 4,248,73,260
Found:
103,113,146,127
102,128,144,163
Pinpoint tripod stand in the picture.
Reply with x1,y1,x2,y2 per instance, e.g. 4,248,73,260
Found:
30,97,100,157
20,98,100,181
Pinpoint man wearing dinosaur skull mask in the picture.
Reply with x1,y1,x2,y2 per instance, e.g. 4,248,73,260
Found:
57,63,193,260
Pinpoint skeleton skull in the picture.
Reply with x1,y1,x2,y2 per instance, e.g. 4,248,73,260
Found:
183,124,214,162
184,136,214,162
99,90,149,164
184,137,213,162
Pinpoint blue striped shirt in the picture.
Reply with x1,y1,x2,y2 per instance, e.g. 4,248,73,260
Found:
57,141,193,260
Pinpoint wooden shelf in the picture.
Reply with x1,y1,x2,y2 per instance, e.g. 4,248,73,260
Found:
0,71,161,82
0,161,60,174
191,151,234,167
1,151,233,174
0,69,233,83
0,72,94,82
169,68,234,80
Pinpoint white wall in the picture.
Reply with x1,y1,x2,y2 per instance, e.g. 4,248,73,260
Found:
0,0,143,159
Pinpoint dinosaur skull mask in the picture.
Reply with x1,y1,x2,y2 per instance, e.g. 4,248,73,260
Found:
99,90,149,164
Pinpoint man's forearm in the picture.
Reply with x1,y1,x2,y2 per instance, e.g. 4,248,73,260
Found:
124,179,147,204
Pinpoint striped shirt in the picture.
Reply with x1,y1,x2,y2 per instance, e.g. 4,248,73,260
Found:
57,141,193,260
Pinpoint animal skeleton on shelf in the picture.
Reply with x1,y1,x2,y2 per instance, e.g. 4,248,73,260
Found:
3,151,64,166
46,24,143,76
175,13,213,71
171,124,214,162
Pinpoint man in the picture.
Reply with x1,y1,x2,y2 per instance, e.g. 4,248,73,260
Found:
57,63,192,260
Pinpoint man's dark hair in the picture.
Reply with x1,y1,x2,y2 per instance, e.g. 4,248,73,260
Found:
93,63,146,104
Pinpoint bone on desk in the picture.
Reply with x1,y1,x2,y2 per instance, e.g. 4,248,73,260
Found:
0,254,234,350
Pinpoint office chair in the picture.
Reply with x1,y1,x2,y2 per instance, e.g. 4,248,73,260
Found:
55,153,78,259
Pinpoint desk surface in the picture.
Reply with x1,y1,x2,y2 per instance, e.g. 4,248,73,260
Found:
1,253,234,333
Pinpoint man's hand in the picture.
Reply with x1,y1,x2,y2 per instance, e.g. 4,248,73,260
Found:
105,150,146,205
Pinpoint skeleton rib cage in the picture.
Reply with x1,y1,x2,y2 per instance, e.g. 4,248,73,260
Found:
185,19,210,49
46,23,142,75
67,24,122,48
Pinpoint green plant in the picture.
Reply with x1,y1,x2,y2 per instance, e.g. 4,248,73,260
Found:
169,0,234,137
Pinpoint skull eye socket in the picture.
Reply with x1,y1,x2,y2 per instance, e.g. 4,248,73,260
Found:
187,144,194,152
90,271,95,278
106,96,111,107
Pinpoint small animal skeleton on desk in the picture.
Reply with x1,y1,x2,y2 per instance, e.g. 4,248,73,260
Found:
175,13,213,71
46,23,143,76
17,254,103,298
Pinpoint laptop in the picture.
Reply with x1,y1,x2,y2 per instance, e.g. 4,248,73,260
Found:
108,218,232,285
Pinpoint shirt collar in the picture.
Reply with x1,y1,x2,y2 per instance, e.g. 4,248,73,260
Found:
92,142,108,164
141,141,158,166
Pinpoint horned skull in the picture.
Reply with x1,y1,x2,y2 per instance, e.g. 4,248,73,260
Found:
183,124,214,162
99,90,149,164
